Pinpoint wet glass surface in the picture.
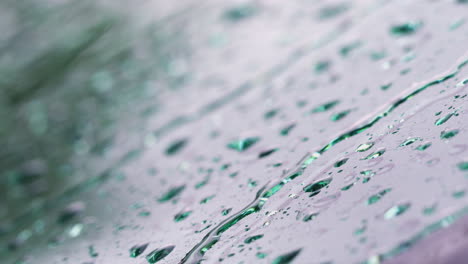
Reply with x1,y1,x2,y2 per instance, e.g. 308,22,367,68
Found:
1,0,468,263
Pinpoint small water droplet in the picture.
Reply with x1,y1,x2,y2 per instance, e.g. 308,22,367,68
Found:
310,100,340,113
415,142,432,151
435,113,455,126
361,149,386,160
440,129,459,139
165,138,188,156
334,158,349,168
221,208,232,216
244,234,263,244
227,137,260,152
356,142,374,152
272,249,302,264
258,148,278,159
399,137,421,147
457,161,468,171
330,110,351,122
174,211,192,222
146,245,175,263
280,123,296,136
390,21,422,36
88,245,98,258
303,178,332,197
303,213,319,222
384,203,411,219
157,185,185,203
223,4,257,22
367,189,392,205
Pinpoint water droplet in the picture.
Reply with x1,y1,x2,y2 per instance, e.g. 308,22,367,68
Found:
330,110,351,122
361,149,386,160
380,83,392,91
88,245,98,258
452,189,466,199
440,129,459,139
340,41,362,57
310,100,340,113
258,148,278,159
58,201,85,224
399,137,421,147
272,249,302,264
384,203,411,219
223,4,257,22
390,21,422,36
354,222,367,236
314,60,331,74
174,211,192,222
317,4,349,20
227,137,260,152
138,211,151,217
157,185,185,203
264,109,279,119
69,224,83,238
415,142,432,151
457,162,468,171
356,142,374,152
367,189,392,205
221,208,232,216
146,245,175,263
303,213,319,222
303,178,332,197
422,204,437,215
200,195,215,204
435,113,455,126
244,234,263,244
341,183,355,191
334,158,349,168
165,138,188,156
280,123,296,136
